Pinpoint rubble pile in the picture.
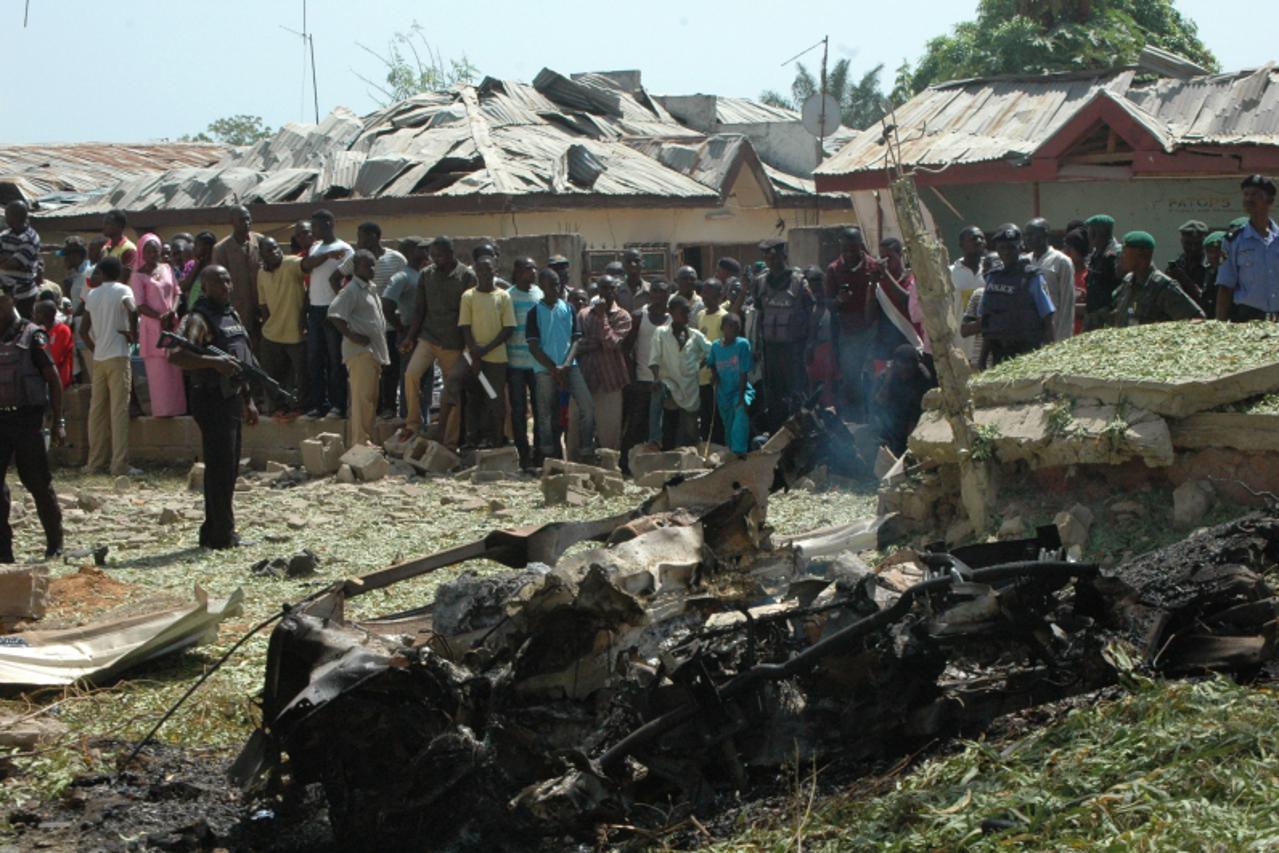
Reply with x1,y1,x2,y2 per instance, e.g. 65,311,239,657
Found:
891,321,1279,534
227,401,1279,848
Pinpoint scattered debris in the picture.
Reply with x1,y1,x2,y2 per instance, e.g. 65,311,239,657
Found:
158,507,182,525
186,462,204,491
0,586,243,686
251,550,320,579
77,492,103,512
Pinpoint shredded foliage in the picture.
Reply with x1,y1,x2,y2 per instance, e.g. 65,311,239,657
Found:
713,677,1279,851
974,322,1279,385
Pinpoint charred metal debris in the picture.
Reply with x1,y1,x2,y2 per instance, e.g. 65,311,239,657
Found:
229,408,1279,849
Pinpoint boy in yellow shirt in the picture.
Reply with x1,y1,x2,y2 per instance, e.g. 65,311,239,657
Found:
442,254,515,449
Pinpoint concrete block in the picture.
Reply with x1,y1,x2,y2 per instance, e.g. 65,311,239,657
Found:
596,472,625,498
628,446,702,480
475,446,520,473
1173,480,1214,529
1054,509,1090,550
340,445,390,482
543,473,592,505
0,565,48,620
406,438,461,474
594,448,621,472
471,470,518,484
301,432,345,476
336,464,356,484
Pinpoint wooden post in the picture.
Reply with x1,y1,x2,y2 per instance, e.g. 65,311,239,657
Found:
889,174,992,534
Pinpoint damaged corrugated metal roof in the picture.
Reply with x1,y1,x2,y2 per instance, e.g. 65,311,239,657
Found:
0,142,226,207
817,64,1279,178
49,68,828,218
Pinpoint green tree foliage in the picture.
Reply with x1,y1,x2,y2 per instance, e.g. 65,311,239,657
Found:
182,115,274,147
904,0,1219,93
356,22,478,105
760,58,904,131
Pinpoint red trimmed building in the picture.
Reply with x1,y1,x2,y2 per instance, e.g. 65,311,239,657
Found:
815,62,1279,257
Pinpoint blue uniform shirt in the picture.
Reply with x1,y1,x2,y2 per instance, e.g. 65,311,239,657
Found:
1217,219,1279,313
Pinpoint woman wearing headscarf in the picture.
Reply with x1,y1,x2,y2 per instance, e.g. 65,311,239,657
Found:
130,233,186,416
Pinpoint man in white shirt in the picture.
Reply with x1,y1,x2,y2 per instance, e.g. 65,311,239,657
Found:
301,209,354,418
1025,218,1075,343
950,226,986,366
328,250,389,447
78,256,139,475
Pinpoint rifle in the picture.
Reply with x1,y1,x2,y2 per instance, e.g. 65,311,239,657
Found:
159,330,298,407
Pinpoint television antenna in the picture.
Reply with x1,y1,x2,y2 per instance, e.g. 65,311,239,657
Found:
280,0,320,124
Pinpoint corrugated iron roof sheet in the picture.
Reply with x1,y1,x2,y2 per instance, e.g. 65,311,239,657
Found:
0,142,225,205
48,69,821,216
818,64,1279,177
714,97,800,125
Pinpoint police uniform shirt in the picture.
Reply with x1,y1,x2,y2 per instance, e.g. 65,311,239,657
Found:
1216,219,1279,314
979,262,1055,340
1111,268,1205,325
0,314,52,425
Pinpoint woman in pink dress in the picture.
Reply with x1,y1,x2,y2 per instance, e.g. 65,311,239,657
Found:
131,233,186,416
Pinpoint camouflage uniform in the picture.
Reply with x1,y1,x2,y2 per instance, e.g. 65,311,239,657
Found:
1110,268,1205,326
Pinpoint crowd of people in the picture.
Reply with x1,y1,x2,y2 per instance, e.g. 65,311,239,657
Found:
0,172,1272,549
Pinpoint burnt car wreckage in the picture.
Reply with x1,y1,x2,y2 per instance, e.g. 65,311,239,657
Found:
226,403,1279,849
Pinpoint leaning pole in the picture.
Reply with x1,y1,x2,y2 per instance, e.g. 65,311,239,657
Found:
889,173,993,533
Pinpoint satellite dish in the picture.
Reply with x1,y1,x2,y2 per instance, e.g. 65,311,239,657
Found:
801,93,841,138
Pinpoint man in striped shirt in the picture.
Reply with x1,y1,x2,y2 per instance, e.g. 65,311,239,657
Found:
0,202,42,318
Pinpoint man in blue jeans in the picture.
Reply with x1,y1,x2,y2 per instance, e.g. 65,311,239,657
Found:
506,256,543,468
299,209,353,418
526,268,595,462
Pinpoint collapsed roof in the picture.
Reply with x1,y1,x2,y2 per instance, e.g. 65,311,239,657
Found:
0,143,225,208
48,68,838,218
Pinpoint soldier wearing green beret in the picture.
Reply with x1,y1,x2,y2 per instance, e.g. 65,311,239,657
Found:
1083,214,1122,330
1166,220,1214,313
1111,231,1205,326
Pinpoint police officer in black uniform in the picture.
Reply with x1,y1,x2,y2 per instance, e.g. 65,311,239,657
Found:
978,224,1057,367
0,286,65,562
167,265,259,549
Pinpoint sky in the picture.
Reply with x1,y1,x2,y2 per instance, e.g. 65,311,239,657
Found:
1,0,1272,144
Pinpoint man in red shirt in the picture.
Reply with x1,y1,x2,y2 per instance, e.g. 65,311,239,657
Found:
823,227,880,420
34,300,73,388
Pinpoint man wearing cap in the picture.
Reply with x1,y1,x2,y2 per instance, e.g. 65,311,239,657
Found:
1200,231,1226,314
755,237,815,432
823,226,879,418
548,254,572,292
1215,175,1279,322
1111,232,1204,326
0,202,42,319
0,279,65,562
1025,218,1075,343
1166,220,1212,312
979,225,1055,366
1083,214,1122,329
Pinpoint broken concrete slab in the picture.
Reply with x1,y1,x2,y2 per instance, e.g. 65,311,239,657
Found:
77,493,103,512
633,469,682,489
909,400,1173,469
186,463,204,492
0,565,48,621
335,464,355,484
0,712,68,750
542,473,592,505
595,448,620,472
300,432,345,476
475,446,520,473
339,445,390,483
157,507,182,525
405,437,460,474
627,446,704,480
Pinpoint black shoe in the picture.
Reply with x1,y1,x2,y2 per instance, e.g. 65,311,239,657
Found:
44,544,62,560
